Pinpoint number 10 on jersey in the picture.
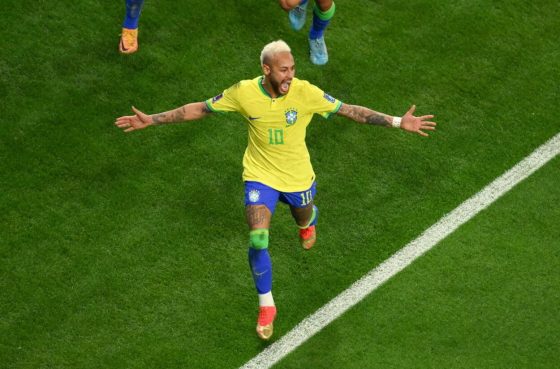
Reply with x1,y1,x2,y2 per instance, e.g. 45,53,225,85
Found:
268,128,284,145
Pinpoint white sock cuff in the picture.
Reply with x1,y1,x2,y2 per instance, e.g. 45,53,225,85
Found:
258,291,275,307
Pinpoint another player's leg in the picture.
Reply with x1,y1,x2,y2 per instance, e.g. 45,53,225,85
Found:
120,0,145,54
279,0,308,31
245,182,278,340
308,0,335,65
288,0,309,31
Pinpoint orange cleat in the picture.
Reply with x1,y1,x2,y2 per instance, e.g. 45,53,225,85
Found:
119,28,138,54
256,306,277,340
299,225,316,250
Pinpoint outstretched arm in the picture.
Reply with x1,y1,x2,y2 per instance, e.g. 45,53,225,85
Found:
337,103,436,137
115,102,212,132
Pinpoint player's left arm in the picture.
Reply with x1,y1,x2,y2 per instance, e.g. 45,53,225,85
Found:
337,103,436,137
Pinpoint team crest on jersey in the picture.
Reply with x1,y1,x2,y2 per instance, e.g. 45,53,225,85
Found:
212,93,223,103
285,108,298,126
323,93,336,103
248,189,260,203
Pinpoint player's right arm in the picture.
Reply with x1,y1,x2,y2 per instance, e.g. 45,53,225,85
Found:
115,102,212,133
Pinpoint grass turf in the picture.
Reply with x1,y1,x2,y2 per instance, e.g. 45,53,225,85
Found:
276,155,560,369
1,0,559,368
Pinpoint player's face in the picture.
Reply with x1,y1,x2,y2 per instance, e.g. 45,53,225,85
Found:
265,52,295,96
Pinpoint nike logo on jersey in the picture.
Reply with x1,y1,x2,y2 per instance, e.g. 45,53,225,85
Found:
248,116,261,121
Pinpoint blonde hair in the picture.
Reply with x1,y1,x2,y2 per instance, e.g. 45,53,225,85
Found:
260,40,292,66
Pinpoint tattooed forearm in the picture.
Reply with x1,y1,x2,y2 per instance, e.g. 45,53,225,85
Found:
151,106,186,125
337,104,392,127
171,106,186,122
151,113,166,125
151,102,212,125
151,103,212,125
365,112,388,125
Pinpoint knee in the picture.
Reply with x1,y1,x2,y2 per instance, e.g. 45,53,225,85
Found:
278,0,301,11
249,229,269,250
315,0,334,12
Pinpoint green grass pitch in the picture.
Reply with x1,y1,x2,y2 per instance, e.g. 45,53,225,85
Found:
1,1,559,368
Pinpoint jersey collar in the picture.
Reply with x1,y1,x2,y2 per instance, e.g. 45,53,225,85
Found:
258,76,287,99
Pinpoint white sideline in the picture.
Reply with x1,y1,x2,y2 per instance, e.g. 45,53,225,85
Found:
240,132,560,369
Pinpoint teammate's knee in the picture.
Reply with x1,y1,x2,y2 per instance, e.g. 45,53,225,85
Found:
314,1,335,19
249,229,269,249
315,0,334,12
278,0,301,11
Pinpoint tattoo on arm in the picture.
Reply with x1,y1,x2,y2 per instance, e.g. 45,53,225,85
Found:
153,103,213,124
151,106,187,125
152,113,166,125
338,104,391,127
365,112,388,125
171,106,186,122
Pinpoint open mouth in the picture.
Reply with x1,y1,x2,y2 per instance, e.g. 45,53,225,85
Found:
279,80,291,94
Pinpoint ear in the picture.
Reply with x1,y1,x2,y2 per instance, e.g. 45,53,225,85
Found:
262,64,271,76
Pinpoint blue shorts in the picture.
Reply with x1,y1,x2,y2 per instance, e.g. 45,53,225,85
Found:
244,181,317,214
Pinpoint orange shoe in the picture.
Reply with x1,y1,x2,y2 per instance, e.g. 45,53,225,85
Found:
299,225,316,250
256,306,277,340
119,28,138,54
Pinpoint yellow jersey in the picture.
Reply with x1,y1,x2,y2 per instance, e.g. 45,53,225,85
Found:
206,76,342,192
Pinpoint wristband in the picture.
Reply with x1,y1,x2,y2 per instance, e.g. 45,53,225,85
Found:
391,116,402,128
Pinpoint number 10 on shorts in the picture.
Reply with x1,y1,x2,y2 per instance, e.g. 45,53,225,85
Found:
300,190,312,206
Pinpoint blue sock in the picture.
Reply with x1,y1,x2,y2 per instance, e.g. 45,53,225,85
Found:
123,0,145,29
299,0,309,6
248,248,272,294
309,3,335,40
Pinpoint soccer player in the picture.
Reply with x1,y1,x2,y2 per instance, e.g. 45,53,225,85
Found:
278,0,335,65
115,40,436,340
119,0,145,54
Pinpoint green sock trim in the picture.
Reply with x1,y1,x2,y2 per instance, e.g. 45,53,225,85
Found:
298,207,317,229
249,229,269,249
313,2,336,21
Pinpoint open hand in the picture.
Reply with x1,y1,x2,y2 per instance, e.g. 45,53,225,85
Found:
400,105,437,137
115,106,152,132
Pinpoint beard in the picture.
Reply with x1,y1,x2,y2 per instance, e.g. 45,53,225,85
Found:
269,77,291,96
269,77,282,96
